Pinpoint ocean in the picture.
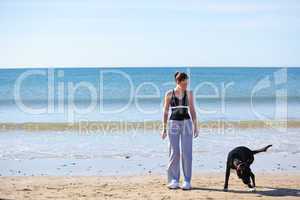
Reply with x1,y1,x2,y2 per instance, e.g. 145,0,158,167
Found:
0,67,299,124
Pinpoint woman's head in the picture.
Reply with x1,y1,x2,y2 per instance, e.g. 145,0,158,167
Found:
174,71,189,89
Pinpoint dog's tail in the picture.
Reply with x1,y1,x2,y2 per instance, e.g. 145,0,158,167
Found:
252,144,272,155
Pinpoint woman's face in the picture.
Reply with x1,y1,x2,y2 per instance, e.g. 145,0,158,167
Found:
177,79,188,90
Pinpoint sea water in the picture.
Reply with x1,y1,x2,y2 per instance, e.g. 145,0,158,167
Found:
0,67,299,123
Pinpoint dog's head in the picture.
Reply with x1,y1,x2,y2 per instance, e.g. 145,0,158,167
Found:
236,162,251,185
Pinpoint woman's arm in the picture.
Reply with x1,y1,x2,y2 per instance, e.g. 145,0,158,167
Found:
188,90,199,137
161,91,171,139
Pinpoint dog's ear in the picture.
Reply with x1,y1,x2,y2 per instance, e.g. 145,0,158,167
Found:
236,167,243,177
244,162,251,170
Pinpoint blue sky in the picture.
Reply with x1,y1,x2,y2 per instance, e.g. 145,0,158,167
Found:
0,0,299,67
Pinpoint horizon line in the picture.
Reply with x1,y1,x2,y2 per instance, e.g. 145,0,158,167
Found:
0,65,297,69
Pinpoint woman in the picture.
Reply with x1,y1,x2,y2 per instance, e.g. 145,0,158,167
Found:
161,71,199,190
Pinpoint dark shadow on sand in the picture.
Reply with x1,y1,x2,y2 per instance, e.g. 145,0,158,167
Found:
191,186,300,197
191,187,249,194
255,186,300,197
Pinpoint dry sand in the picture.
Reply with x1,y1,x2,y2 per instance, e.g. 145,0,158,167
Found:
0,172,299,200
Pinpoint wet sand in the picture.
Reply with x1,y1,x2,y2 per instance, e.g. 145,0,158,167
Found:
1,172,299,200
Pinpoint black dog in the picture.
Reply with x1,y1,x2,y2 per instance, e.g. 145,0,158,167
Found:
224,145,272,191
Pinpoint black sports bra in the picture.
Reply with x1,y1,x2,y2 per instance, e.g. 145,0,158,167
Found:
169,89,191,120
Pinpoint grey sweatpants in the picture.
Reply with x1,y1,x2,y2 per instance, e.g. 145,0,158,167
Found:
167,118,193,183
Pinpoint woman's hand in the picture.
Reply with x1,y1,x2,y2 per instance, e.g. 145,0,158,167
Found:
193,127,199,138
161,129,167,140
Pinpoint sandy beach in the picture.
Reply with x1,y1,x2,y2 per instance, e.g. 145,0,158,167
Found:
1,172,299,200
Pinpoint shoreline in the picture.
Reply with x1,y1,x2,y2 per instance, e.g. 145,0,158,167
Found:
1,172,300,199
1,120,300,132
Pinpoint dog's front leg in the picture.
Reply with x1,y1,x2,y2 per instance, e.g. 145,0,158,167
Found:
246,172,256,192
223,164,230,191
250,171,256,190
